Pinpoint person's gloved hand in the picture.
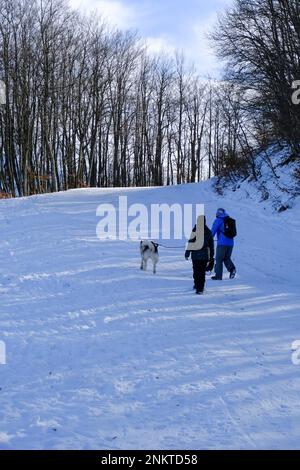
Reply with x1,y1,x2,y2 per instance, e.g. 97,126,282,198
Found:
185,250,190,260
206,258,214,272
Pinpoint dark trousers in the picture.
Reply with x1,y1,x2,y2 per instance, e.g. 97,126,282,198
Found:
215,245,235,279
192,259,207,292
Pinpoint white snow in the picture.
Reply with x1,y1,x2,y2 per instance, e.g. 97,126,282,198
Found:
223,142,300,211
0,180,300,450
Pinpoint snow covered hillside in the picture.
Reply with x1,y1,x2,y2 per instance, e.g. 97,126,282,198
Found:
0,181,300,450
216,142,300,212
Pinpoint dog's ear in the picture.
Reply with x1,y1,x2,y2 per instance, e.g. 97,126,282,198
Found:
151,242,159,253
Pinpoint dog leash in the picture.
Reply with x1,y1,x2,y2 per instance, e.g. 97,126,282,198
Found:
156,243,187,249
157,239,219,249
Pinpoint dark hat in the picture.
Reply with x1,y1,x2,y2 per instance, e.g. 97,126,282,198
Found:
216,208,225,217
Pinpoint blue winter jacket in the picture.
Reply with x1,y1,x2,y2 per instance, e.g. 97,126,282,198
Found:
211,212,234,247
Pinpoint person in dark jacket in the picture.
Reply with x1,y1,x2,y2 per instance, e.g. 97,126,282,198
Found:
185,216,214,295
211,208,236,280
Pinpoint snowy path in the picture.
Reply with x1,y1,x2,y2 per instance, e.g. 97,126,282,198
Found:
0,182,300,449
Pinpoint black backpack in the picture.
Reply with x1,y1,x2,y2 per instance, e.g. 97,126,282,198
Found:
223,216,237,239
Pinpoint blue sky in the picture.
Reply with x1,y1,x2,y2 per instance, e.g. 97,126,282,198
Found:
69,0,233,77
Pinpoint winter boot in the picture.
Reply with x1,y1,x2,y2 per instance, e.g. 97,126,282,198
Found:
229,269,236,279
196,290,204,295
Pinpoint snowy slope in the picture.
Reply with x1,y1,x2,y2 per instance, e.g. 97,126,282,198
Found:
217,142,300,212
0,181,300,450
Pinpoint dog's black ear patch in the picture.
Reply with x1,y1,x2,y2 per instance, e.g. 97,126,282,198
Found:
151,242,159,253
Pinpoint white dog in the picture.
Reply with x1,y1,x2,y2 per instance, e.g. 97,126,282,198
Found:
140,241,159,274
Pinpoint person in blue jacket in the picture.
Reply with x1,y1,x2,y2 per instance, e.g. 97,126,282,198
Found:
211,208,236,280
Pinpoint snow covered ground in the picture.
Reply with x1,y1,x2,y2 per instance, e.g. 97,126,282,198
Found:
0,180,300,450
218,142,300,211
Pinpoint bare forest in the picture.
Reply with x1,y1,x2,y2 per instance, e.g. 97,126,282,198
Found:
0,0,299,196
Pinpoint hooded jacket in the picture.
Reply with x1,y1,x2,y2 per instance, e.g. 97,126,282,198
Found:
185,224,214,262
211,212,234,247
